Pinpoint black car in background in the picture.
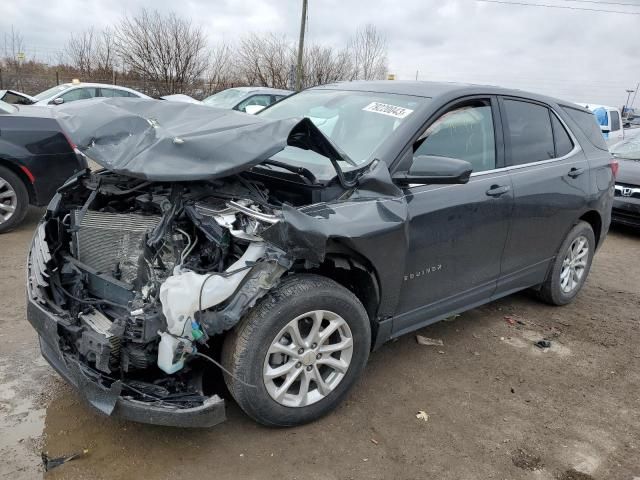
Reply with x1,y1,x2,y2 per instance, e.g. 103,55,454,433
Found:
611,136,640,227
26,82,615,428
0,100,87,233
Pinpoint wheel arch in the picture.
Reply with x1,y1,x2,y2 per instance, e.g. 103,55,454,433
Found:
294,241,382,345
579,210,602,248
0,158,35,204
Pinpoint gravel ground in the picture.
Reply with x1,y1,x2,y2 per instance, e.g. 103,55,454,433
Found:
1,208,639,480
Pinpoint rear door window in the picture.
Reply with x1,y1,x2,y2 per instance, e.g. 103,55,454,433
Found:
100,88,132,98
561,106,609,151
550,113,574,157
502,99,555,165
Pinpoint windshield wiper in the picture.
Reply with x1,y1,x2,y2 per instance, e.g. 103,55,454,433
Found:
287,118,359,188
260,159,317,184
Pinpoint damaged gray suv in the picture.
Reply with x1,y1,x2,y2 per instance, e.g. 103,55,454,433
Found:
27,81,616,428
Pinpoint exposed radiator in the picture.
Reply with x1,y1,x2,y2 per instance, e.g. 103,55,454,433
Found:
29,223,52,303
73,210,161,284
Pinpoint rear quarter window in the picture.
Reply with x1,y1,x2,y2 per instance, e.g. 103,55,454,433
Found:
550,113,574,157
561,106,609,151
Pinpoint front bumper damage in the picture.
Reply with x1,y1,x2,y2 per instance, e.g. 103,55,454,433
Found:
24,99,413,428
27,250,226,428
24,178,291,427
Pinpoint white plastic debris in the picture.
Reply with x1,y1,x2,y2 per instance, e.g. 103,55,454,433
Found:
416,411,429,422
416,335,444,347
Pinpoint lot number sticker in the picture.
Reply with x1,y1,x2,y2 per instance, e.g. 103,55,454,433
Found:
362,102,414,119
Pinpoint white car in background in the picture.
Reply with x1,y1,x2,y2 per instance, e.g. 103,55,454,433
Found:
161,87,293,114
32,82,150,106
577,103,624,146
202,87,293,113
161,93,202,104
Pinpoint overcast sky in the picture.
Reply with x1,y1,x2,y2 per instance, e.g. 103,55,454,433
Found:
3,0,639,106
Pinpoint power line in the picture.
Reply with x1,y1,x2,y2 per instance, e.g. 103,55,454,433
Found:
556,0,640,6
476,0,640,14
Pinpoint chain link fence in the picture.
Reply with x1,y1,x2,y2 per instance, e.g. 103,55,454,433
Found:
0,69,240,100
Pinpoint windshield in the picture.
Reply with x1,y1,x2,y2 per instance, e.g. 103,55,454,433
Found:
0,99,17,114
202,88,248,108
33,84,71,101
611,137,640,160
259,89,428,171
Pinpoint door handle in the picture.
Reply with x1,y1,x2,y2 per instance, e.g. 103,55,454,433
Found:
568,167,585,178
486,185,510,197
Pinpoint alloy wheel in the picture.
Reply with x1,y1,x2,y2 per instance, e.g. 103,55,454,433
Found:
0,176,17,225
560,235,589,293
263,310,354,407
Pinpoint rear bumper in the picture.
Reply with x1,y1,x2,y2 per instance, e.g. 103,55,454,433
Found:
26,259,226,428
612,197,640,228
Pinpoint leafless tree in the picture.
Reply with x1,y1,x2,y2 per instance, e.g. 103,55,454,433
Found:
348,24,388,80
206,42,237,93
66,28,95,75
114,9,209,95
236,33,293,89
95,28,116,73
3,26,26,63
2,26,30,90
302,44,352,88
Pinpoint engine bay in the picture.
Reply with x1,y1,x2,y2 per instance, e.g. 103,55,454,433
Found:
29,169,318,408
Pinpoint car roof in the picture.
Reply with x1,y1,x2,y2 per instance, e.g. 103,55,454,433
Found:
60,82,128,88
230,86,293,95
56,83,149,96
312,80,583,110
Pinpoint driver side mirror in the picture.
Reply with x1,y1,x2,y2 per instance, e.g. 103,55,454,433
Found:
51,97,64,105
393,155,473,186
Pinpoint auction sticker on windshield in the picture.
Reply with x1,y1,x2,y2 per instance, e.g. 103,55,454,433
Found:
362,102,414,119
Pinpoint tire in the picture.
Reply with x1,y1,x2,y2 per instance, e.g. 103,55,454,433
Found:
221,274,371,427
537,220,595,306
0,166,29,234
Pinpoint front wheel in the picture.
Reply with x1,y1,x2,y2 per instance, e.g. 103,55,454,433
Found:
221,274,371,427
537,220,595,306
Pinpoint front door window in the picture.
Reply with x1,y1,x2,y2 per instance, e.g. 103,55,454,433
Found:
414,100,496,173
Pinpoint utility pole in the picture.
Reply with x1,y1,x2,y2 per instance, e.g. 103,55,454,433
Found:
631,82,639,109
624,89,634,115
295,0,308,91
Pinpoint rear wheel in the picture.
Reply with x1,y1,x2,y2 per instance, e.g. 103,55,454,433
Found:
221,274,371,427
537,221,595,305
0,166,29,234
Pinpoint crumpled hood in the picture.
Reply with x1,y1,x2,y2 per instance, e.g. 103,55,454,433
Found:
53,98,307,181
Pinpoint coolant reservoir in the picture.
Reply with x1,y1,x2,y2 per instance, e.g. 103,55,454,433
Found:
156,242,266,374
157,332,191,374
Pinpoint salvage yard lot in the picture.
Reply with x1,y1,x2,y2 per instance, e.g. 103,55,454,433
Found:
1,210,639,480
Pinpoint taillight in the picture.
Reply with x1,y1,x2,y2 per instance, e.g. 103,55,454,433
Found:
610,159,619,179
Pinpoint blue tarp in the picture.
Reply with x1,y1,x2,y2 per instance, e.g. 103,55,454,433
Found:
593,107,609,139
